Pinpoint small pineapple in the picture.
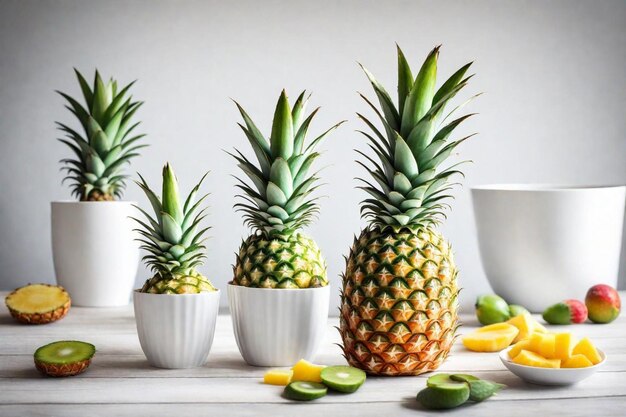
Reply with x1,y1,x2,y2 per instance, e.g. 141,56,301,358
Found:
57,70,146,201
340,46,477,376
133,163,216,294
231,90,344,288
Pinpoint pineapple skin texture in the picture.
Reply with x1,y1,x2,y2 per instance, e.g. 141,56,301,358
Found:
232,232,327,288
340,226,459,376
141,272,216,294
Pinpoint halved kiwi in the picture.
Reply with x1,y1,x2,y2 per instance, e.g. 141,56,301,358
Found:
5,284,71,324
284,381,328,401
320,366,366,393
34,340,95,377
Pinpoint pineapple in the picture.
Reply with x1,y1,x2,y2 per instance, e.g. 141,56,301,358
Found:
340,46,477,375
133,163,216,294
231,90,344,288
57,70,146,201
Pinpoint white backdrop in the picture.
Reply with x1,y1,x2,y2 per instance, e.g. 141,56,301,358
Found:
1,0,625,313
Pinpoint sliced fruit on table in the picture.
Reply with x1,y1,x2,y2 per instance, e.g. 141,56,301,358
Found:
320,366,366,393
475,294,511,325
284,381,328,401
507,312,538,342
418,377,470,409
34,340,95,377
291,359,325,383
553,332,576,360
528,332,556,359
449,374,480,383
508,339,532,359
543,299,588,324
5,284,71,324
572,337,602,365
562,354,594,368
462,323,519,352
263,369,293,386
586,284,621,324
511,350,560,368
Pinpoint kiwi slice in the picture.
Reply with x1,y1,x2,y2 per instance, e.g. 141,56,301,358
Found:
284,381,328,401
34,340,95,377
427,373,469,389
320,366,366,393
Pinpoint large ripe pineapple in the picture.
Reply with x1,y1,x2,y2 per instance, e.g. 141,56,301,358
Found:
133,163,216,294
340,46,477,376
231,90,344,288
57,70,145,201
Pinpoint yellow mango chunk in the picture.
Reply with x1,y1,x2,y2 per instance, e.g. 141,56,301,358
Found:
508,339,532,359
263,369,293,386
512,350,561,368
554,333,576,360
507,313,536,342
462,323,519,352
291,359,325,382
529,332,556,359
562,354,593,368
572,338,602,365
534,321,548,333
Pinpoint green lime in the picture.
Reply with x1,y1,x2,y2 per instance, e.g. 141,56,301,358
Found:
416,385,470,410
509,304,530,317
320,366,366,393
284,381,328,401
475,294,511,325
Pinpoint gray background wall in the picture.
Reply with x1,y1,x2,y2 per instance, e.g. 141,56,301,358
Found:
1,0,625,313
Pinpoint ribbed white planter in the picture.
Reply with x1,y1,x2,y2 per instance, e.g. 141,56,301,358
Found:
228,284,330,367
472,184,626,311
133,290,220,369
51,201,139,307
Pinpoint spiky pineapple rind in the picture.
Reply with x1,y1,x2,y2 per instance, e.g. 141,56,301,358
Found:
141,272,216,294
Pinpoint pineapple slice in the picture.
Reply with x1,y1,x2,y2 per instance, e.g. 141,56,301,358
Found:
512,350,561,368
572,338,602,365
528,332,556,359
506,313,536,343
553,333,576,361
5,284,71,324
263,369,293,386
508,339,532,359
562,354,593,368
292,359,325,383
462,323,519,352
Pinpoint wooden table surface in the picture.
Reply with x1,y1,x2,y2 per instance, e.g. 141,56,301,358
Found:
1,292,625,417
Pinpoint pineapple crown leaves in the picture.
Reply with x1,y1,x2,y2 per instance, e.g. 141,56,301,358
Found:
132,163,211,277
57,69,146,201
356,45,479,228
231,90,346,237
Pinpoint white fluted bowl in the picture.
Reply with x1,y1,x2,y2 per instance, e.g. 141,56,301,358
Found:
228,284,330,367
133,290,220,369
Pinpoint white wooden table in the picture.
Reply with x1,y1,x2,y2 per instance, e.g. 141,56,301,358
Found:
1,292,625,417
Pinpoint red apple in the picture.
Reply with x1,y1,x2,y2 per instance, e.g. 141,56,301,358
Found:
585,284,621,324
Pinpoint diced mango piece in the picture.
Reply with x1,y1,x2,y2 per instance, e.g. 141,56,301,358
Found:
529,332,556,359
534,321,548,333
572,338,602,365
462,323,519,352
562,354,594,368
291,359,325,382
554,333,576,360
512,350,561,368
507,313,536,342
508,339,532,359
263,369,293,386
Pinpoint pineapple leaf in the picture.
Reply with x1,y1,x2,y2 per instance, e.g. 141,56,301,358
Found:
396,45,413,116
400,46,439,137
270,90,294,159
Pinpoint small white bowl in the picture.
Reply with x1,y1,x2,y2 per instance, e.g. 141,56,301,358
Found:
499,347,606,385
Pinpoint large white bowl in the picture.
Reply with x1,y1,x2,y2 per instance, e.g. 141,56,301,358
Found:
499,346,606,385
133,290,220,369
228,284,330,367
471,184,625,312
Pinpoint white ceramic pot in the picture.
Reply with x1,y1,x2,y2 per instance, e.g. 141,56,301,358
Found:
133,290,220,369
228,284,330,366
51,201,140,307
471,184,626,312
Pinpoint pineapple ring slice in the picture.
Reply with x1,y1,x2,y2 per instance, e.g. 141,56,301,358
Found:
5,284,71,324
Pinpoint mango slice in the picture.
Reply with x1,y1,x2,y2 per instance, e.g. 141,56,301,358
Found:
264,369,293,386
507,313,536,342
508,339,531,359
553,333,576,360
462,323,519,352
292,359,325,383
528,332,556,359
562,354,593,368
512,350,560,368
572,338,602,365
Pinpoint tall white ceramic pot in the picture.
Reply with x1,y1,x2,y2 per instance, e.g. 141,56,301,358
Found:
133,290,220,369
228,285,330,366
51,201,140,307
471,185,626,312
